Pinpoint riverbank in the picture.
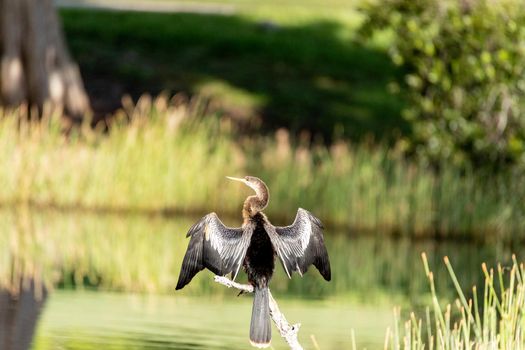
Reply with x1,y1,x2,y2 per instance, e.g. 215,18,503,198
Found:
1,97,523,241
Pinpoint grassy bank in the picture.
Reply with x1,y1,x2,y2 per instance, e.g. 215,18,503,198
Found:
59,6,405,141
0,96,524,240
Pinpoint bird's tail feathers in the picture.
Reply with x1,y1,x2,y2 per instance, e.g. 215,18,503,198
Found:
249,285,271,348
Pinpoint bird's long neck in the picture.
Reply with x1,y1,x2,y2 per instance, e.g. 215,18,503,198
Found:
242,184,269,221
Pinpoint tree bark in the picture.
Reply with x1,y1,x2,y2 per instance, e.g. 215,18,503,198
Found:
0,0,90,119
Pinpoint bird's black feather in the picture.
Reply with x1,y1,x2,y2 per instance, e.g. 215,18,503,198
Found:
176,213,253,290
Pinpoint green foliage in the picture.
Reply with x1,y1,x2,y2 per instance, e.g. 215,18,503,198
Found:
360,0,525,166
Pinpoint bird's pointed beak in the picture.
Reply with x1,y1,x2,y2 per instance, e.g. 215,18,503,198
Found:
226,176,247,184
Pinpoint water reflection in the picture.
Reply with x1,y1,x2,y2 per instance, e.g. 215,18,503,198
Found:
0,279,46,350
0,209,520,349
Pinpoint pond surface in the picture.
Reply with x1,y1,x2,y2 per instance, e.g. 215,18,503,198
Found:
32,291,392,349
0,209,520,349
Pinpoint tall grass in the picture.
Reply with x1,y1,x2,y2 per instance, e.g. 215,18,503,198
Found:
0,96,244,215
0,95,524,239
382,253,525,350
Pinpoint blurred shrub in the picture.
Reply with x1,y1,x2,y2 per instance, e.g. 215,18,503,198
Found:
360,0,525,167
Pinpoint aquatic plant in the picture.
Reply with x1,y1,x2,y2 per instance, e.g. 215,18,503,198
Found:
382,253,525,350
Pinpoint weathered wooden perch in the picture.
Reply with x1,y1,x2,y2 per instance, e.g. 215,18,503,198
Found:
214,275,303,350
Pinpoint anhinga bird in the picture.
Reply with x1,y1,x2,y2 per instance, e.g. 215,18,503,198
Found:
176,176,331,348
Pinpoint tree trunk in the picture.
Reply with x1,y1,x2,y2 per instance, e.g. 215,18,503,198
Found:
0,0,90,119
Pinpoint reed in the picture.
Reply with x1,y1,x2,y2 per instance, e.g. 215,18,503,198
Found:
0,95,523,239
383,253,525,350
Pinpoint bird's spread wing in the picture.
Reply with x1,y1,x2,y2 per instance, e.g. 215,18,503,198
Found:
176,213,254,290
265,208,331,280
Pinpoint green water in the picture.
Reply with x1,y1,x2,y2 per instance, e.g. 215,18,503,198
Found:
0,209,520,349
32,292,392,349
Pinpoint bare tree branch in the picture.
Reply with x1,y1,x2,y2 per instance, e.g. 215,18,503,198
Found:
214,275,254,293
213,275,303,350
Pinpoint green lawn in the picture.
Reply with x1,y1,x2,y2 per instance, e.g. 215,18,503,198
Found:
60,5,407,141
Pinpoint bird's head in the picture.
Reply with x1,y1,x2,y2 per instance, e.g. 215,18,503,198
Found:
226,176,266,193
227,176,269,215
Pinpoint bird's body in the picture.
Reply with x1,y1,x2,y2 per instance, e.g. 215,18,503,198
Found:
244,212,275,289
176,176,331,348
